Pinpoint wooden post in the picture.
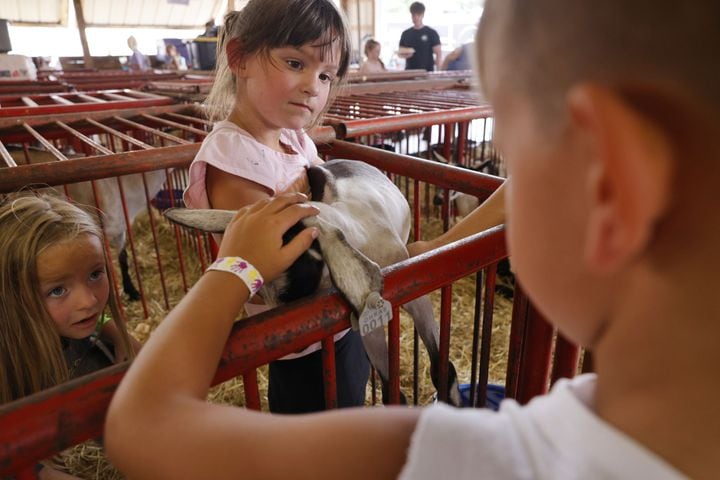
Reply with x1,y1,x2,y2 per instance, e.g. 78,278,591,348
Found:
73,0,94,69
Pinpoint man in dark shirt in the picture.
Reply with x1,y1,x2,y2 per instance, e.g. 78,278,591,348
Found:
398,2,442,71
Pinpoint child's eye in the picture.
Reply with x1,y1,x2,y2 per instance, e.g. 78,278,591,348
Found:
286,60,303,70
89,269,105,282
48,286,67,298
319,73,334,83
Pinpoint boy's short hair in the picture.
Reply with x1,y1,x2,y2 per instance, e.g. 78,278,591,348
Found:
410,2,425,15
477,0,720,126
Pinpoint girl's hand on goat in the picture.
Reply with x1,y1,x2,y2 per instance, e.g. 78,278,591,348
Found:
218,193,319,282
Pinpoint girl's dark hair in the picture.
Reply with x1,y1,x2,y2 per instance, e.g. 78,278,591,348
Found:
206,0,351,123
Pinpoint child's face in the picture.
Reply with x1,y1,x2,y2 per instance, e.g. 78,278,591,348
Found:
37,234,109,339
237,41,341,131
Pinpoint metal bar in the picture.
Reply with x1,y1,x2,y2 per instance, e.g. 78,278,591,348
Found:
85,118,153,150
0,224,507,475
141,173,170,310
101,92,136,101
550,333,581,385
166,111,213,128
55,121,113,155
437,285,452,403
476,264,497,407
49,95,75,105
20,97,39,107
389,305,401,404
75,93,106,103
323,141,502,198
112,116,191,145
0,104,189,130
469,271,483,407
322,337,338,409
21,124,67,161
514,290,554,405
333,106,493,139
140,114,208,137
243,370,261,411
0,144,198,192
0,141,17,167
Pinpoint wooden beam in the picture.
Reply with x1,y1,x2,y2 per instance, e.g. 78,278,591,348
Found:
73,0,95,69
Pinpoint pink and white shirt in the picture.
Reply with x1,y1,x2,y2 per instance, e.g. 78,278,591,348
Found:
184,120,349,359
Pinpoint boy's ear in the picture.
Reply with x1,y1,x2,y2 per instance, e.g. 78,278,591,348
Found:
567,84,673,273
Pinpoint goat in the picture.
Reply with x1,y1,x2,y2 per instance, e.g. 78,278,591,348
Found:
165,159,461,406
5,145,167,300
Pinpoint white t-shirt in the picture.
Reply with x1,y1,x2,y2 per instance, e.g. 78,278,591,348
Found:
400,374,687,479
183,121,349,359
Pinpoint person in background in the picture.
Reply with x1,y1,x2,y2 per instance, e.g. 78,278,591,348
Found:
398,2,441,71
126,36,150,71
358,38,386,75
441,42,474,71
201,19,219,37
0,194,139,479
164,44,188,71
106,0,720,478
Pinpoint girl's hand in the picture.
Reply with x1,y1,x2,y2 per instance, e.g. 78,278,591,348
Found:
217,193,319,282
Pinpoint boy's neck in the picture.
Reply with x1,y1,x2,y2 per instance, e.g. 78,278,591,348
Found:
592,261,720,479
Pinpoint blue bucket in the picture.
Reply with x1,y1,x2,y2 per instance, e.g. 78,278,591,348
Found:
459,383,505,410
151,189,185,210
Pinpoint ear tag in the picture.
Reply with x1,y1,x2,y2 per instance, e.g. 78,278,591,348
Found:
358,291,392,337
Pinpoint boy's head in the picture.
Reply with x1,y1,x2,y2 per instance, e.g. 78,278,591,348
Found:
410,2,425,27
476,0,720,346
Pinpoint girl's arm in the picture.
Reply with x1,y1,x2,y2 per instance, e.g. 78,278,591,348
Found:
408,179,507,257
105,194,421,480
207,164,312,205
206,164,271,210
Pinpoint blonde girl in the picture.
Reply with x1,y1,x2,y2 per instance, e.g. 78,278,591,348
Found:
0,194,139,477
359,38,386,74
0,194,137,404
183,0,369,414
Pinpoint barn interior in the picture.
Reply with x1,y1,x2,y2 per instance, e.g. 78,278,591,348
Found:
0,1,588,478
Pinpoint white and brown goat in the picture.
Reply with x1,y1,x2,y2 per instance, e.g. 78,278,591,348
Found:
165,159,461,406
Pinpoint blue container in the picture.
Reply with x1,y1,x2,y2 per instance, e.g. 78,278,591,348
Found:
151,189,185,210
459,383,505,410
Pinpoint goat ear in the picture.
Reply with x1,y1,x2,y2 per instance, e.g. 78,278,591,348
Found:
164,208,235,233
308,216,383,323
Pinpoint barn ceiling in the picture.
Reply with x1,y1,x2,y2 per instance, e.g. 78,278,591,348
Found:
2,0,68,26
83,0,222,28
1,0,223,28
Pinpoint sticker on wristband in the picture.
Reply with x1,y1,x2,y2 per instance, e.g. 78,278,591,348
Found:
206,257,264,296
358,291,392,337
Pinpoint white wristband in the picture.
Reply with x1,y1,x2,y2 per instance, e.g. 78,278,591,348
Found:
206,257,264,297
